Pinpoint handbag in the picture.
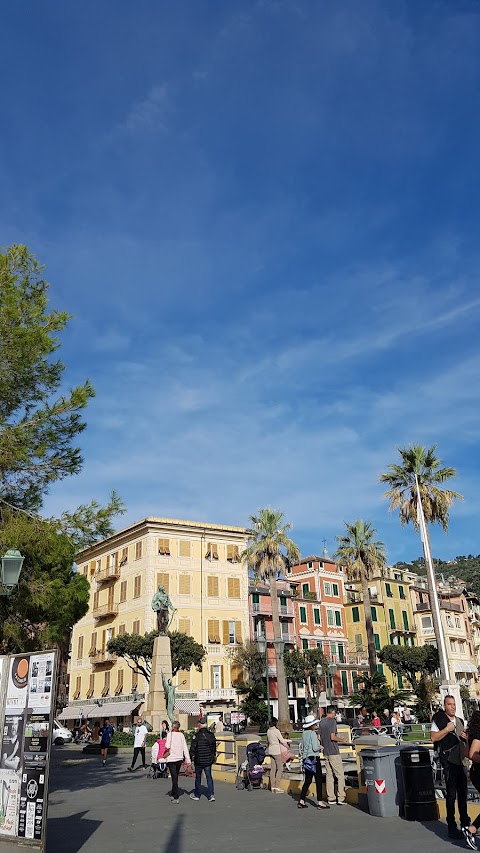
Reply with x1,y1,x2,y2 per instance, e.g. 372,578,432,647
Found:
303,755,317,774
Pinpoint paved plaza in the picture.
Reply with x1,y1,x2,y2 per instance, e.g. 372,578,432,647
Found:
0,746,470,853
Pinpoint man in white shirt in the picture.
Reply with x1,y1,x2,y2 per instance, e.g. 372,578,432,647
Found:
128,716,148,772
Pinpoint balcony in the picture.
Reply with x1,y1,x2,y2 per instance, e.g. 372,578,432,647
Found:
417,600,463,614
93,602,119,619
96,566,120,583
197,688,238,701
90,651,117,666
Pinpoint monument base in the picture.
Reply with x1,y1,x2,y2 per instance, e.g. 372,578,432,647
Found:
145,635,173,732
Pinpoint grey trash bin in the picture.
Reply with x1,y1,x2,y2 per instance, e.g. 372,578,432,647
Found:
361,746,401,817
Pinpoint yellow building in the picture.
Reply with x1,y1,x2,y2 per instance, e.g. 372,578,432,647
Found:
61,517,249,726
345,567,418,691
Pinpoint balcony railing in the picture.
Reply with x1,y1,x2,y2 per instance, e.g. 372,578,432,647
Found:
197,688,238,701
96,567,120,583
417,600,463,614
90,651,117,666
93,602,119,619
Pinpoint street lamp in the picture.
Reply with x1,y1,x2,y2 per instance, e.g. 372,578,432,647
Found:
0,550,24,596
257,637,271,726
327,662,337,705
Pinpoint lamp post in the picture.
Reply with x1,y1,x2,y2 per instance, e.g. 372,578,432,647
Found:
320,661,337,706
257,637,271,727
273,638,286,723
0,550,25,596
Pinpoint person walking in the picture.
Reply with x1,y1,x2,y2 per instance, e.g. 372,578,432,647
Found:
164,721,191,803
266,717,290,793
464,709,480,848
128,716,148,772
189,717,217,801
99,718,114,766
297,715,329,810
431,695,472,844
319,706,347,806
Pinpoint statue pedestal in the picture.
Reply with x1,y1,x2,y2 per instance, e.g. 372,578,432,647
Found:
145,635,173,732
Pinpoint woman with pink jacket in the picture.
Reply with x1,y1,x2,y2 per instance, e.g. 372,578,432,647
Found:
164,721,191,803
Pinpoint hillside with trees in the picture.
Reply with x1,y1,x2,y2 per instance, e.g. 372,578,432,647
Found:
394,555,480,596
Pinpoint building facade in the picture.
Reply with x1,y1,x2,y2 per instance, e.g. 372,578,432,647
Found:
63,518,249,724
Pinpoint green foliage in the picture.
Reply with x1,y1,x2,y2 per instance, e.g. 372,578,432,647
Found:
394,554,480,598
284,647,327,682
380,444,462,532
111,730,162,747
236,681,268,730
242,507,300,582
414,674,439,722
349,672,411,714
226,641,265,682
56,490,126,550
107,630,206,682
0,245,95,512
378,644,439,691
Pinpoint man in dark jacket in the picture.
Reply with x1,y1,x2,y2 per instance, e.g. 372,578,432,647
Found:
431,695,474,847
189,718,217,801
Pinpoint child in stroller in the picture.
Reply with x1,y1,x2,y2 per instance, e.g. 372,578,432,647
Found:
148,736,168,779
236,741,267,791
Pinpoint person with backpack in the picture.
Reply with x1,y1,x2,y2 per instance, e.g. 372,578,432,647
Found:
189,717,217,801
431,695,473,847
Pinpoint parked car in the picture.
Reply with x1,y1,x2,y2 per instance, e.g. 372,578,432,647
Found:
53,720,73,745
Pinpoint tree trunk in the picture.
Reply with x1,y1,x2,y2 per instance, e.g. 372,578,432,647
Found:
269,574,290,730
362,574,377,676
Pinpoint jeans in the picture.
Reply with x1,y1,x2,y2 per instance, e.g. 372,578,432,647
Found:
169,760,183,800
300,757,323,802
130,746,146,769
194,765,214,798
471,766,480,829
442,759,469,829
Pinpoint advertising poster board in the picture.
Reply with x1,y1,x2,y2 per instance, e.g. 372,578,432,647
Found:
0,650,57,851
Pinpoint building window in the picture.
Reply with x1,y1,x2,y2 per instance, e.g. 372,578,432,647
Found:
341,670,348,694
178,668,191,689
211,665,223,689
89,632,97,656
102,671,111,697
302,639,309,650
421,615,433,632
132,620,140,635
178,618,190,635
300,606,307,624
402,611,409,631
355,634,363,652
179,574,191,595
399,586,405,600
256,618,266,640
352,607,360,623
158,538,170,555
208,620,220,643
120,581,127,603
324,582,331,596
307,561,313,569
455,616,461,629
87,674,95,699
389,609,395,629
330,642,337,657
302,583,310,597
385,582,392,598
205,542,219,560
371,606,377,622
450,639,457,653
459,641,466,655
135,541,142,560
338,645,345,663
314,608,321,625
335,611,342,627
115,669,124,696
119,624,126,636
133,576,141,598
179,540,191,558
280,596,287,607
332,583,339,597
77,635,84,660
157,572,169,592
374,633,380,652
205,575,218,598
119,547,128,567
227,545,240,563
327,610,334,627
93,591,99,610
227,578,240,599
73,676,81,700
230,664,243,686
252,592,259,605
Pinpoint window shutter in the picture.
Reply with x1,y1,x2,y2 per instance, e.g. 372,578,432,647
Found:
178,668,191,689
208,576,219,597
87,673,95,698
227,544,239,563
115,669,124,695
228,578,240,598
222,621,230,645
335,611,341,627
235,621,242,643
179,574,191,595
93,591,99,610
158,538,170,555
220,665,224,688
77,636,84,659
89,632,97,656
120,581,127,602
120,547,128,566
119,624,126,636
178,619,190,635
208,619,220,643
102,671,110,696
132,620,140,635
231,664,243,686
179,540,191,558
157,573,169,593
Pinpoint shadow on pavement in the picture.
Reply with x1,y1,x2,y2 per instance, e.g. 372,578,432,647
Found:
49,747,143,795
418,818,470,849
47,810,101,853
161,815,184,853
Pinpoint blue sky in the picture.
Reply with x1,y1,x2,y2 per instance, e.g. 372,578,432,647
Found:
2,0,480,564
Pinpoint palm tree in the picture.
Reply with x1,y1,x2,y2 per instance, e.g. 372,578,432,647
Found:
333,520,386,676
380,444,463,682
242,508,300,730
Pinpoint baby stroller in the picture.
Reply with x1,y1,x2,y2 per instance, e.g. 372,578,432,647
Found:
148,740,169,779
235,741,267,791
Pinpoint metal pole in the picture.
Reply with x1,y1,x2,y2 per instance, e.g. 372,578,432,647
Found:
265,646,271,725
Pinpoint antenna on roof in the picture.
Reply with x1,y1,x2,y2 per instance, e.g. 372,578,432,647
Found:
322,538,328,557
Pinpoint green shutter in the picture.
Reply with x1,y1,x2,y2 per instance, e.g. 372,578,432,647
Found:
335,611,341,627
402,611,409,631
333,583,339,596
399,586,405,599
398,674,403,688
280,596,286,606
302,639,308,650
252,593,259,604
341,670,348,693
377,663,384,675
374,633,380,652
371,606,377,622
352,607,359,623
389,609,395,629
302,584,309,597
300,606,306,623
338,645,345,663
314,608,320,625
386,583,392,597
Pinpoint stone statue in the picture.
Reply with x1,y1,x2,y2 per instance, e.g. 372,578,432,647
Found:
151,585,176,635
162,671,177,723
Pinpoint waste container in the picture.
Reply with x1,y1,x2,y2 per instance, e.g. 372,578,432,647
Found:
361,746,401,817
400,746,438,821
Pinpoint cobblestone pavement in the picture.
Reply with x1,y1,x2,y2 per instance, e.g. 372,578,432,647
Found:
0,747,467,853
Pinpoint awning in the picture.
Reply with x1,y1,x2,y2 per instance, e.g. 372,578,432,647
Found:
453,662,478,674
175,699,201,715
58,705,97,720
90,701,142,718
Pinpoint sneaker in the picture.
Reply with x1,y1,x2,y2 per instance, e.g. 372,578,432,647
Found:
190,794,200,801
327,800,337,806
285,763,292,771
102,760,106,766
462,827,477,850
172,799,179,805
337,801,347,806
127,767,133,772
448,828,464,840
208,795,215,802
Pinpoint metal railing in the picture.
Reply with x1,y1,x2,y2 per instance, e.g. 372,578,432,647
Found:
93,602,119,619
